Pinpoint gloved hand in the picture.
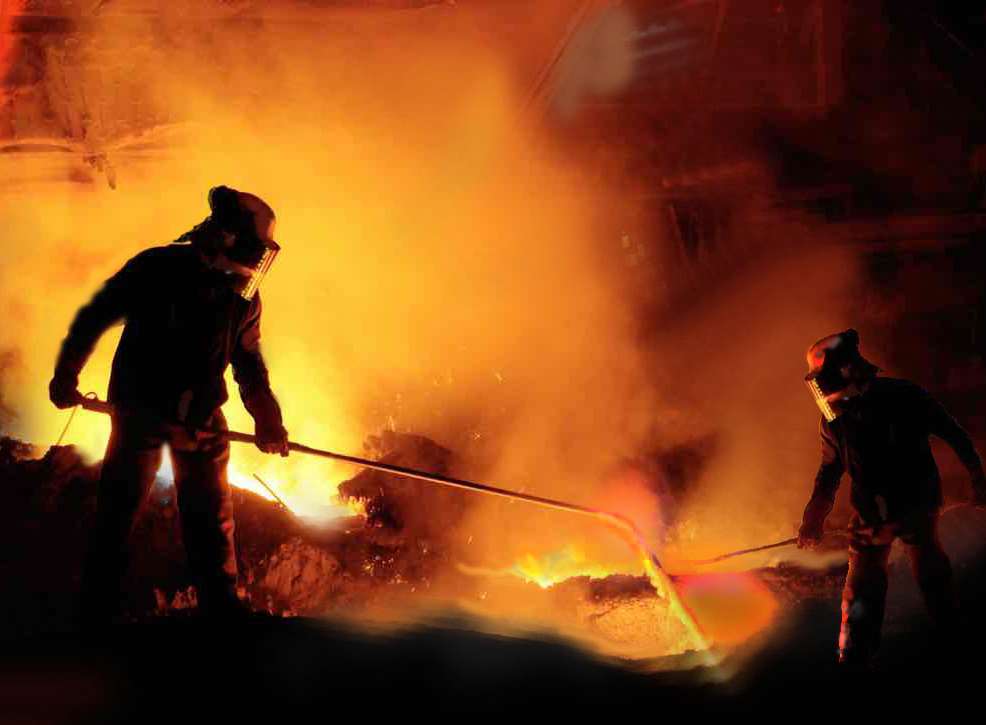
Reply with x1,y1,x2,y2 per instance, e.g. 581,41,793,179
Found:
849,521,894,547
255,422,289,457
797,520,824,550
48,375,82,410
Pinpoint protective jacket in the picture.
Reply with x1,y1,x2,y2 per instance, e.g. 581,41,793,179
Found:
803,377,982,527
53,244,283,432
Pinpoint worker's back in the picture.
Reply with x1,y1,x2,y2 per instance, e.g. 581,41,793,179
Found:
824,377,945,522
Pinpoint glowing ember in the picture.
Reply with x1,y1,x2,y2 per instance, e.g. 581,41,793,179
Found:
225,466,363,521
510,546,638,588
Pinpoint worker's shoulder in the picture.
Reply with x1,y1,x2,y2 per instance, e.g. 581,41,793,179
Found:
871,376,928,399
123,244,194,271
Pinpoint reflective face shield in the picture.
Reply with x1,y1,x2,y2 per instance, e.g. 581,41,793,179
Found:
805,375,841,422
204,187,280,301
224,237,280,301
804,330,866,422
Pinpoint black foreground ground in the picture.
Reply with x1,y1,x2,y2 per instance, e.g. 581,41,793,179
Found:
3,568,986,725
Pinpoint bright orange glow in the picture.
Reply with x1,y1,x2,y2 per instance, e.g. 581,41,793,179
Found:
504,546,778,648
1,8,658,526
508,545,639,589
506,529,779,649
590,466,667,550
674,573,778,646
0,4,825,662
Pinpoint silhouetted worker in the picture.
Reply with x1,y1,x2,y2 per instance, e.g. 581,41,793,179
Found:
49,186,289,623
797,329,986,666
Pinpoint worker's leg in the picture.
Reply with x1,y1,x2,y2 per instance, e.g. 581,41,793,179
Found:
80,414,163,624
900,513,956,630
170,415,240,615
839,530,892,665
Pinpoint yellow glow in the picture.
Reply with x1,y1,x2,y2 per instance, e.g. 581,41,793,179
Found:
510,545,636,589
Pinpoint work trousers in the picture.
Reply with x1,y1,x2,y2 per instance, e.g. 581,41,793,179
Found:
80,410,238,622
839,511,955,663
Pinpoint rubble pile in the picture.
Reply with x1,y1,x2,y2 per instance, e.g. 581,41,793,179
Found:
338,431,466,547
756,562,846,604
565,575,695,656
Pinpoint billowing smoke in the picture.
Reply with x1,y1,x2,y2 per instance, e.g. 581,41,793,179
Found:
651,234,860,564
0,5,858,575
0,7,659,518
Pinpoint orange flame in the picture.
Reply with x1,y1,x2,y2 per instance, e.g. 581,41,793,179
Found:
509,545,639,588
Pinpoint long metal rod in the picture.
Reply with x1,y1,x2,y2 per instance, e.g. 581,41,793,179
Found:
237,431,621,519
252,473,289,511
53,403,80,448
684,501,977,566
79,396,645,549
683,537,800,565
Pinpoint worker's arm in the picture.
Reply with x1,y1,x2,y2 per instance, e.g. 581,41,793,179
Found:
49,254,142,409
922,389,986,504
231,293,288,456
798,419,844,548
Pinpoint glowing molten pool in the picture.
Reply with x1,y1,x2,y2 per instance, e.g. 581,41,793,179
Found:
505,545,778,649
673,572,779,646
